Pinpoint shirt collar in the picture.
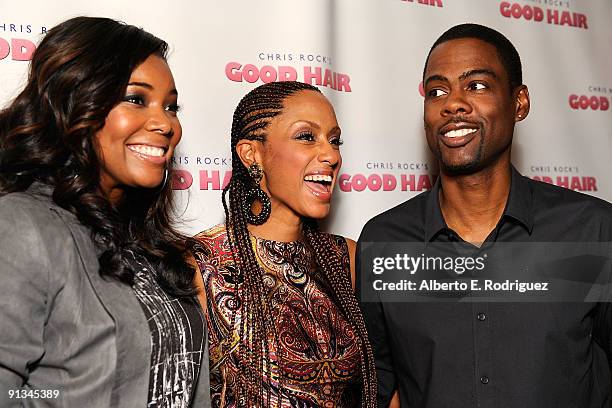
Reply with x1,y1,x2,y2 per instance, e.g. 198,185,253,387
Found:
424,166,534,242
424,175,447,242
503,165,534,234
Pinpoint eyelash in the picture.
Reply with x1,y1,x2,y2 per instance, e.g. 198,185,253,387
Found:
427,89,446,98
296,131,315,141
296,131,343,146
123,94,181,113
469,82,487,90
124,94,145,105
166,103,181,113
426,82,487,99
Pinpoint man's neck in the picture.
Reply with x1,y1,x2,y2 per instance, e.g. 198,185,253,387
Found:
438,162,512,245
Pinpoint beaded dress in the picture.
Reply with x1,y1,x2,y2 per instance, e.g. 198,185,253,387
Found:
189,224,360,407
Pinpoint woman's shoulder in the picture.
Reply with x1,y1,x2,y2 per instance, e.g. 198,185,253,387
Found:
316,232,353,266
0,184,79,226
0,188,77,241
188,224,231,261
0,191,54,270
318,233,356,286
0,187,92,291
319,232,354,253
192,224,228,243
1,187,52,216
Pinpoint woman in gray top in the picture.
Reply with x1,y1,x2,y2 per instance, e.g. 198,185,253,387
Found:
0,17,210,407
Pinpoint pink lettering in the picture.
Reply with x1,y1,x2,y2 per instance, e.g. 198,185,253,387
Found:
303,66,322,86
199,170,221,190
0,38,9,60
172,170,193,190
225,62,243,82
11,39,35,61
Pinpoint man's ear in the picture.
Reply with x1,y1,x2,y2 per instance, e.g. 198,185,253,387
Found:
235,139,262,168
515,85,530,122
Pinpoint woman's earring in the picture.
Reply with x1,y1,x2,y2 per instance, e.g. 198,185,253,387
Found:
157,167,169,193
245,163,271,225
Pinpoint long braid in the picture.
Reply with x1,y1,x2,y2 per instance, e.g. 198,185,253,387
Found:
303,221,377,407
223,81,377,406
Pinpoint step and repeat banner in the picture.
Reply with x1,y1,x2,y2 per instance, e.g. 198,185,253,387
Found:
2,0,611,239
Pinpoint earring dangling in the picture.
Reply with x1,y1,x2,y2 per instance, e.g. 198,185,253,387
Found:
245,163,271,225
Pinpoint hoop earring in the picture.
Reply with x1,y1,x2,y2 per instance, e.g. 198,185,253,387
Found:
157,167,169,193
245,163,271,225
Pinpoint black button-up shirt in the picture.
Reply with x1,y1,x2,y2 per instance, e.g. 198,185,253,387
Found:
357,167,612,408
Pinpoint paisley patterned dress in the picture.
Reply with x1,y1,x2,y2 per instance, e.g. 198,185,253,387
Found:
189,225,360,407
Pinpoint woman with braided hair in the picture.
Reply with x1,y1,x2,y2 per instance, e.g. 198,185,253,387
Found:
189,81,377,407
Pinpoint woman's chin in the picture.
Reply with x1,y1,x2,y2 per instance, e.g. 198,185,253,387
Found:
300,204,332,220
129,178,166,191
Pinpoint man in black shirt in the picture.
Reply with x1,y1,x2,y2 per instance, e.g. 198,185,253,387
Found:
358,23,612,407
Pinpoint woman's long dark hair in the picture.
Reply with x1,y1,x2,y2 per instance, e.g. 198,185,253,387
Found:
0,16,194,296
223,81,377,406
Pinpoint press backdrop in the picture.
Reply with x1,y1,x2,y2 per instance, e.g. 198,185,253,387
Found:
2,0,611,238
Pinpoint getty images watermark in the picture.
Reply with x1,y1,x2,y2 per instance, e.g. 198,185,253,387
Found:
360,242,612,302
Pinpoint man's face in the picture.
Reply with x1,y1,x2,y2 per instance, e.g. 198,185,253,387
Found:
423,38,528,175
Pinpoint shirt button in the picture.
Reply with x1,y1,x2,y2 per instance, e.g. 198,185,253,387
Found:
477,313,486,321
480,375,489,384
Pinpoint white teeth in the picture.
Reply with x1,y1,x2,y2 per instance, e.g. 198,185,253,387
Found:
444,128,477,138
304,174,332,183
129,145,165,157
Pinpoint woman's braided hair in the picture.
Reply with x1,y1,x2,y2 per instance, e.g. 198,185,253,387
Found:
223,81,377,406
